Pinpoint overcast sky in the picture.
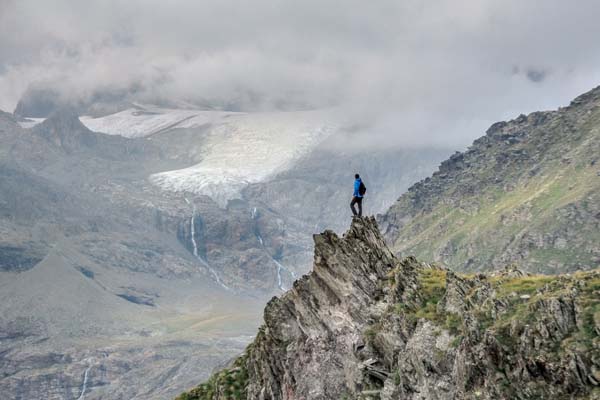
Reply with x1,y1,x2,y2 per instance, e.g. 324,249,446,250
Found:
1,0,600,148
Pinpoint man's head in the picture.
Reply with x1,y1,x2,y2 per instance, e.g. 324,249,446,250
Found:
355,174,360,179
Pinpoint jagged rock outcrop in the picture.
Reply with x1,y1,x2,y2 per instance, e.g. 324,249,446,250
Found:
245,217,396,399
378,85,600,275
178,218,600,399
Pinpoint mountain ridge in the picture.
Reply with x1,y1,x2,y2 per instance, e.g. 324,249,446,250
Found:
176,85,600,400
378,85,600,274
176,217,600,399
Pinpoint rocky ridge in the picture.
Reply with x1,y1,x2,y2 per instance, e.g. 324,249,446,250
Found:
178,217,600,399
379,85,600,274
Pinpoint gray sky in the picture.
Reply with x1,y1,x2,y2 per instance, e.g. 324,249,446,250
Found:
1,0,600,148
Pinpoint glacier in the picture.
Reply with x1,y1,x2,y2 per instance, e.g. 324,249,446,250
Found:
18,105,341,205
79,106,236,138
148,108,340,205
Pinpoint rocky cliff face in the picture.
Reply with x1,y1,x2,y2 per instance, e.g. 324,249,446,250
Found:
379,86,600,275
178,217,599,399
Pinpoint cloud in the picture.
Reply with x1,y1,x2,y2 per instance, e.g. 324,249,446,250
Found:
1,0,600,147
525,69,548,83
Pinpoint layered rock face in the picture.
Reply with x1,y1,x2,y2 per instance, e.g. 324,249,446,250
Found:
178,218,599,399
379,86,600,274
245,217,396,399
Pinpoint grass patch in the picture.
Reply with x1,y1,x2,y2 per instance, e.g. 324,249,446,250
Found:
176,353,249,400
413,268,447,322
391,145,600,274
493,275,555,297
444,313,463,334
364,322,383,343
418,269,447,304
393,268,467,334
449,335,463,348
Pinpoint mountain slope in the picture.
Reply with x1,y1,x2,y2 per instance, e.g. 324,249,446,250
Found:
1,102,448,398
379,86,600,274
177,218,600,399
0,110,267,399
13,104,450,289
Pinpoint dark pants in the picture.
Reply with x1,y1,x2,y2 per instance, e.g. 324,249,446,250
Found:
350,196,363,217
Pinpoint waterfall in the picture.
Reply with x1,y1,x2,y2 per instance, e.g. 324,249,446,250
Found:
186,198,230,291
272,259,293,292
274,259,285,291
252,212,293,291
190,205,199,258
205,263,230,291
77,366,91,400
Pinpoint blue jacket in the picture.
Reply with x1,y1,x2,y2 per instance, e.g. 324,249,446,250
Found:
353,178,363,198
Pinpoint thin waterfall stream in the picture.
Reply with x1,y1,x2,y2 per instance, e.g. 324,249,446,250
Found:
185,198,230,290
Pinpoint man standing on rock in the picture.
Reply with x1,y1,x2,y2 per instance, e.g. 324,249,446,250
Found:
350,173,366,217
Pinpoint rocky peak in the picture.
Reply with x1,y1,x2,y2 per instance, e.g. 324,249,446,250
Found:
569,84,600,107
177,219,599,400
32,108,98,152
378,84,600,275
13,85,135,118
13,86,63,118
0,110,19,138
28,108,160,161
247,217,396,398
0,110,17,124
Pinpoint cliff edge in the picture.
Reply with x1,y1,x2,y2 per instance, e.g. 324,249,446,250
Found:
178,217,599,399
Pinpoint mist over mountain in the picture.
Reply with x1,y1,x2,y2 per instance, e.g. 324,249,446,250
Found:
0,97,449,398
2,1,600,399
4,1,600,149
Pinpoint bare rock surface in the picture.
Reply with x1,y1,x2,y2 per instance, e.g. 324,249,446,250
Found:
379,85,600,275
178,217,600,399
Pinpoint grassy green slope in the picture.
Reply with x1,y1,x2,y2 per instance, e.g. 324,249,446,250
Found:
380,86,600,274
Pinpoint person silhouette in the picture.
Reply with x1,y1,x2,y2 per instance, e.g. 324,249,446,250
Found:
350,173,366,217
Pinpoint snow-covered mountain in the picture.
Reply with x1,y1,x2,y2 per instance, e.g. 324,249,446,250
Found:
22,105,341,205
79,106,233,138
3,103,450,399
149,109,339,204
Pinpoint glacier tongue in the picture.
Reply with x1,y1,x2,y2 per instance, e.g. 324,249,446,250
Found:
149,109,339,205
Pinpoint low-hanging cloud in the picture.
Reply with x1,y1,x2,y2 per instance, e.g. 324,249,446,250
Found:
2,0,600,148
